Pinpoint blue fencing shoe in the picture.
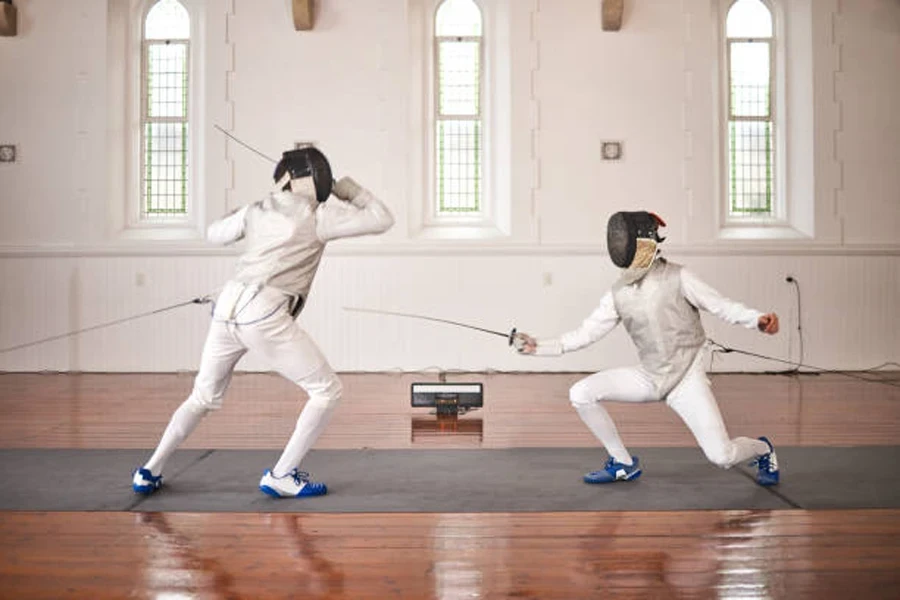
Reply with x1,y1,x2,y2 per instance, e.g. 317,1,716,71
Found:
584,456,642,484
259,468,328,498
752,436,780,486
132,467,163,494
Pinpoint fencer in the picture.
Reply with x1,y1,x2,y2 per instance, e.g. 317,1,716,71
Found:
132,147,394,498
514,211,781,486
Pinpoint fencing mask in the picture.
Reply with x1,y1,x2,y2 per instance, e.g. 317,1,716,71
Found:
273,147,334,203
606,211,667,269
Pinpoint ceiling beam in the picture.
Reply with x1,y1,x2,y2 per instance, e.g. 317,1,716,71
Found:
602,0,624,32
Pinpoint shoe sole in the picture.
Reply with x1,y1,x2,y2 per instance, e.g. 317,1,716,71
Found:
260,485,287,498
259,484,328,498
584,469,642,484
132,484,160,495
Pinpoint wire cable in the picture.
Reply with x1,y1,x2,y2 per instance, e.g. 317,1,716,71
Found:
214,124,277,164
708,339,900,389
785,275,803,372
0,296,212,355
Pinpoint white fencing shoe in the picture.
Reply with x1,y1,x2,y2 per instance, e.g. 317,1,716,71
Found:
259,469,327,498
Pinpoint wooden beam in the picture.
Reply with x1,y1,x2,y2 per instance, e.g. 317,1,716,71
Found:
602,0,624,32
0,2,18,37
292,0,314,31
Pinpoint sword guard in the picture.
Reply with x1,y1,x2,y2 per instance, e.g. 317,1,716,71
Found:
508,327,517,346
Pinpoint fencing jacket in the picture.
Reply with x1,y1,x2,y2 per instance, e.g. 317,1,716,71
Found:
207,187,394,309
536,258,762,398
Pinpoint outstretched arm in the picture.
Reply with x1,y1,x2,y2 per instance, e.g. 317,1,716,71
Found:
516,291,621,355
316,177,395,242
206,204,250,245
680,268,779,334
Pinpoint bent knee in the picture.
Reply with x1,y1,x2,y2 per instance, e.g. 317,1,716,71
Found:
306,372,343,410
568,379,595,408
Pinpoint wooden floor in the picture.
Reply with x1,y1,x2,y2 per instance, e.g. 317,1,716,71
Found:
1,371,899,599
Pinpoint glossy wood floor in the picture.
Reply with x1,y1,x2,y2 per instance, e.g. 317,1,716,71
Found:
1,371,899,599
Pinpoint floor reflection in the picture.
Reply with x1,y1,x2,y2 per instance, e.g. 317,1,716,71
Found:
137,512,236,599
428,515,488,600
663,511,775,599
136,512,345,599
265,514,346,598
411,414,484,447
564,511,781,599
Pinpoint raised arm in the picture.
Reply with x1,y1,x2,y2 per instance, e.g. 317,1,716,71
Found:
516,291,621,356
316,177,395,242
206,204,250,245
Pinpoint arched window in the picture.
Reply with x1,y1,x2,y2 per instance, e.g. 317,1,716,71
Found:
725,0,774,217
141,0,190,219
434,0,483,215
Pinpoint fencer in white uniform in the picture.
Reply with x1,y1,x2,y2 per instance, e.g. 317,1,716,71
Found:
514,211,781,486
132,147,394,498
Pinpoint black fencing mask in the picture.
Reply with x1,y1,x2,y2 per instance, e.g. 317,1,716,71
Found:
606,211,667,269
273,147,333,203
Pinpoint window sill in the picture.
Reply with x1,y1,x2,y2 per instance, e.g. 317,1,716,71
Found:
717,223,810,241
413,222,509,241
117,224,204,242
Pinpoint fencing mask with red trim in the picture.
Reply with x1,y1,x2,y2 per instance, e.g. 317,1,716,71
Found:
606,211,667,269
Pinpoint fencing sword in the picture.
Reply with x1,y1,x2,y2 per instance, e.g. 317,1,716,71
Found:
344,307,519,346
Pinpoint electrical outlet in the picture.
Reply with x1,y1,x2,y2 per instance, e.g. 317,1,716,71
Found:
0,144,16,163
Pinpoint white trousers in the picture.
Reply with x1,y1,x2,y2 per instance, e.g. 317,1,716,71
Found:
143,283,341,477
569,352,768,468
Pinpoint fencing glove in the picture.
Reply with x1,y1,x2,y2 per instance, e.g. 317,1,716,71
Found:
332,176,363,202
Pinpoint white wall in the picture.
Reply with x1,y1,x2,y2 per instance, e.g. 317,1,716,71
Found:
1,0,898,373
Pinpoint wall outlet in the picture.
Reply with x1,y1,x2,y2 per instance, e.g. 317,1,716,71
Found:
601,140,623,161
0,144,16,163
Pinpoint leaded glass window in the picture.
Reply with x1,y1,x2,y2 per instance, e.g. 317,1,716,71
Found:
141,0,190,218
434,0,483,215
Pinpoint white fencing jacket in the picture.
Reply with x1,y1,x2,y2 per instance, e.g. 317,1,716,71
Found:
536,258,762,398
208,186,394,308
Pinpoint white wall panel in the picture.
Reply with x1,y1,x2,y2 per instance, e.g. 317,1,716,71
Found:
0,0,897,374
1,251,896,373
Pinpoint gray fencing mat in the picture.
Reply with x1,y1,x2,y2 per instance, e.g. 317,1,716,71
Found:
1,447,897,513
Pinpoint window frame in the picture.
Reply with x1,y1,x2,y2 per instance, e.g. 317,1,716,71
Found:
409,0,521,242
140,29,191,220
726,35,774,215
432,0,485,219
719,0,787,228
413,0,512,239
120,0,206,238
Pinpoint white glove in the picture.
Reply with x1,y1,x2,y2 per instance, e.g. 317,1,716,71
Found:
332,176,363,202
512,332,537,354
